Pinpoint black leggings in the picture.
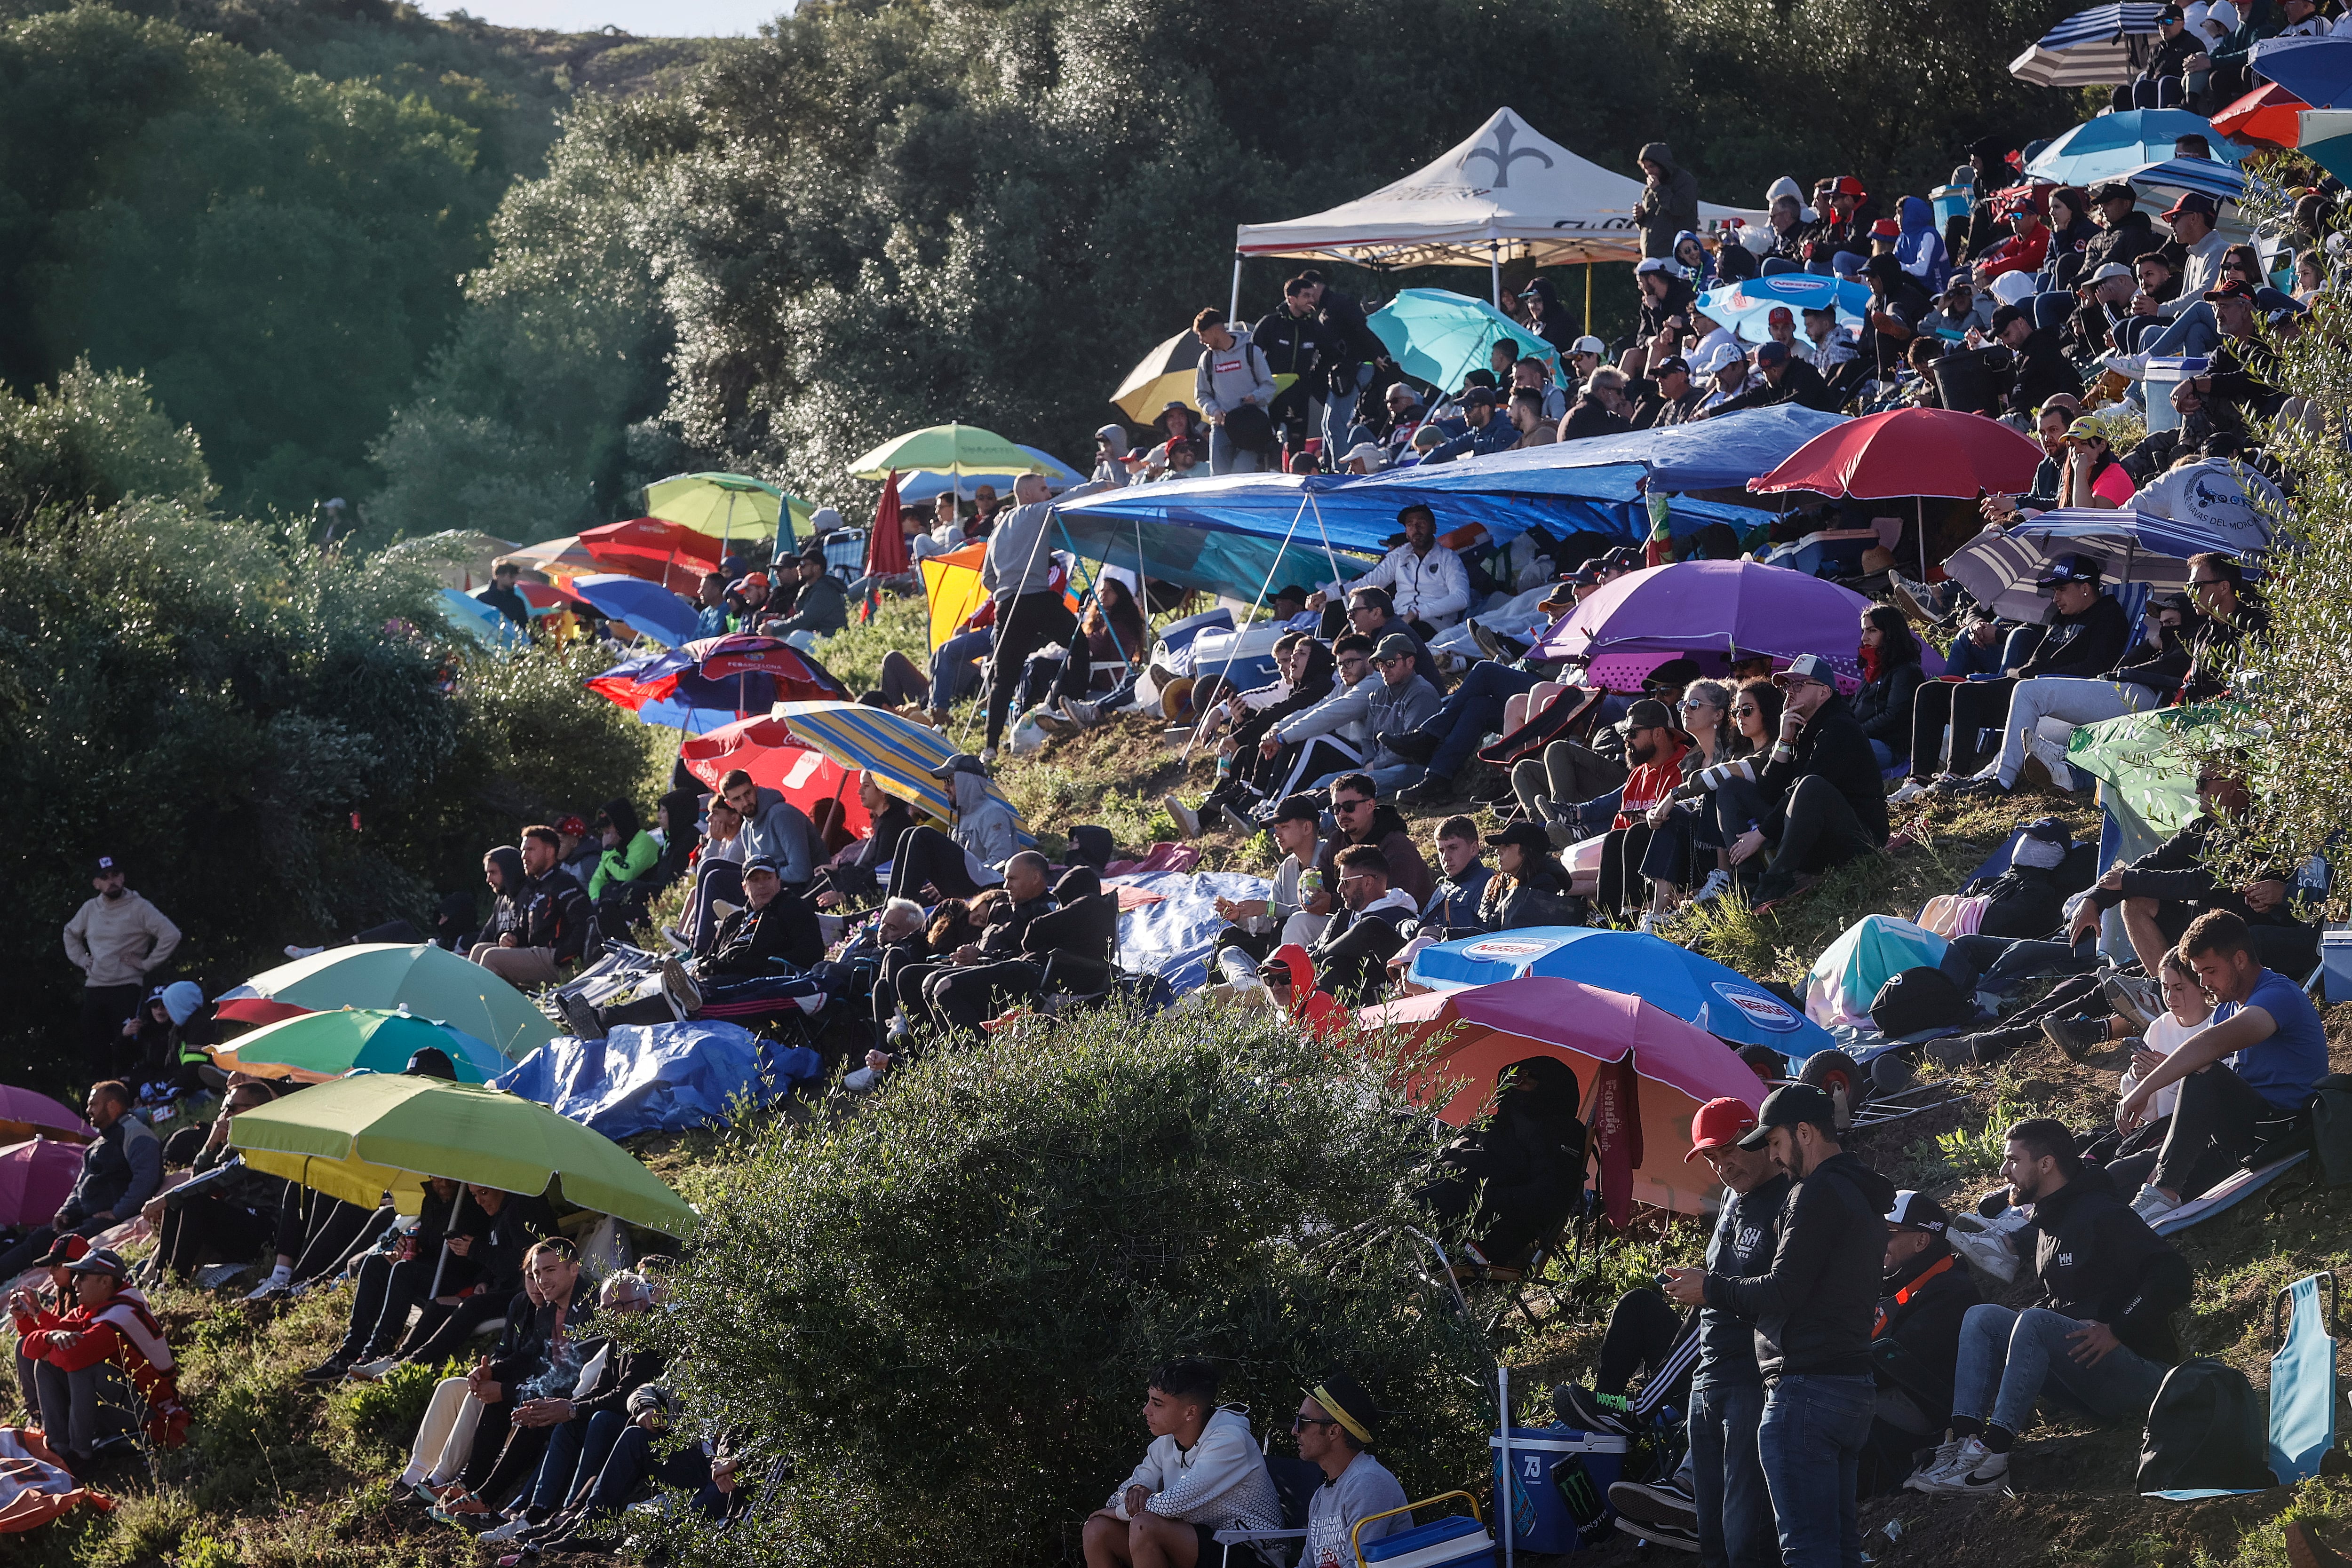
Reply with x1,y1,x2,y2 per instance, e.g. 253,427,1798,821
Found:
1596,1287,1690,1405
155,1198,274,1278
985,591,1078,748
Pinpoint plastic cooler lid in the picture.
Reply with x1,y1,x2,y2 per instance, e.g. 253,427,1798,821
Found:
1360,1513,1493,1566
1487,1425,1630,1453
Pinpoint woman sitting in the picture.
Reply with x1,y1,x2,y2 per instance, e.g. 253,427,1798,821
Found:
810,773,919,911
1634,676,1785,914
1416,1057,1588,1267
1851,607,1926,772
2057,417,2135,510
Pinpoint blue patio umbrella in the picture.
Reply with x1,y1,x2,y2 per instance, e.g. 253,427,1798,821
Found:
1404,926,1834,1058
1368,288,1563,393
1694,274,1870,345
2008,2,2167,87
2024,109,2244,184
436,588,524,649
890,446,1084,504
570,574,700,647
2251,36,2352,108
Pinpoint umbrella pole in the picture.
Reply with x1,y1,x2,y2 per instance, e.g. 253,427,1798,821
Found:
1917,496,1928,583
1585,262,1594,337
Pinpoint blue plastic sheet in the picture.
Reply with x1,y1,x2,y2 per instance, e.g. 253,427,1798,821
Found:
1112,870,1273,996
493,1021,822,1139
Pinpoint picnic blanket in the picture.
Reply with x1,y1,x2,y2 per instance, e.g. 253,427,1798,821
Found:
493,1022,823,1139
1110,870,1273,996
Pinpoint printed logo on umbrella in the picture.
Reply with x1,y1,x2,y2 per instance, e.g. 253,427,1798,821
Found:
1729,277,1839,309
1459,937,1559,961
1712,981,1802,1031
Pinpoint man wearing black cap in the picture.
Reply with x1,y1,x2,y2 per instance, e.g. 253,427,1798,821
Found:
759,549,848,640
1663,1084,1895,1568
559,855,824,1038
1423,386,1515,464
1865,1192,1980,1493
1911,554,2125,785
1478,821,1579,929
64,856,181,1075
1728,654,1887,911
1627,356,1703,429
1985,301,2081,419
2082,182,2158,277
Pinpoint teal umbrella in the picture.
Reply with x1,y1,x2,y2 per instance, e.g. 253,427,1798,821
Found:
1368,289,1565,394
2023,109,2243,184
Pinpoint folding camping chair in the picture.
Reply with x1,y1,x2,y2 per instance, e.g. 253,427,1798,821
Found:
2269,1271,2338,1485
1208,1452,1324,1566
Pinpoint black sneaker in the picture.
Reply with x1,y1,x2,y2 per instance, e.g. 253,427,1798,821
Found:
1220,804,1260,839
2041,1014,2118,1066
1614,1515,1700,1552
1608,1476,1698,1528
556,990,607,1043
300,1355,351,1385
1394,773,1456,808
1553,1382,1639,1439
1380,728,1442,765
1932,773,2009,798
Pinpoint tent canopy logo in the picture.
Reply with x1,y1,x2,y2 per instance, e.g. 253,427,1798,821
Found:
1465,116,1553,190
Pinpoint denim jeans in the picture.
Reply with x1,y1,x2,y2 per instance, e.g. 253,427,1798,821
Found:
2143,301,2220,360
1950,1303,2167,1436
1690,1376,1778,1568
1324,364,1375,453
1758,1372,1874,1568
1208,424,1263,475
1416,662,1545,780
1356,762,1426,796
532,1408,620,1512
928,626,992,708
1986,676,2158,788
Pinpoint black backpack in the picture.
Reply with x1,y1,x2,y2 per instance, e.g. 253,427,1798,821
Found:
1223,402,1278,455
2308,1074,2352,1187
1869,966,1971,1037
2137,1360,2276,1493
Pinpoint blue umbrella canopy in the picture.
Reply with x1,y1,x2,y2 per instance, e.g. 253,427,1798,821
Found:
1405,926,1834,1058
2024,109,2243,184
2008,2,2167,88
1694,275,1870,345
571,574,700,647
2251,35,2352,109
1368,288,1563,393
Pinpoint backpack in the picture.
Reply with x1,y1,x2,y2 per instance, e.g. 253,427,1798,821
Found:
2307,1074,2352,1187
1223,402,1278,455
1869,966,1971,1037
2137,1359,2276,1493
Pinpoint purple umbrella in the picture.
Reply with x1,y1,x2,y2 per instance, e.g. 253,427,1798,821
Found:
1531,560,1942,688
0,1139,85,1228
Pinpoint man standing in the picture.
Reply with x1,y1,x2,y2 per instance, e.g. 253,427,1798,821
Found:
1665,1085,1895,1568
64,857,180,1074
1192,307,1277,476
979,471,1112,760
1632,144,1699,259
477,561,530,628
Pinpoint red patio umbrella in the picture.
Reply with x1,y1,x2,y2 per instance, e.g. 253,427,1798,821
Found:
0,1140,87,1228
2214,81,2312,148
675,714,872,837
1751,407,2045,578
864,472,908,583
1359,976,1764,1220
580,518,725,595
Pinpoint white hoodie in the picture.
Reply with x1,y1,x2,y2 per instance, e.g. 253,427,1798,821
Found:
1195,327,1279,420
1109,1406,1283,1533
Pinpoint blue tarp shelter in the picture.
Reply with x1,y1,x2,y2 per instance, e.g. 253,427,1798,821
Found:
494,1022,822,1139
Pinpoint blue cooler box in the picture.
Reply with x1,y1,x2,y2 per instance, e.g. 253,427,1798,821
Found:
1360,1511,1497,1567
1488,1426,1629,1553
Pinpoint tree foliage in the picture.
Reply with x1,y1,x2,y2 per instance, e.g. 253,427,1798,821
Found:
644,1003,1492,1568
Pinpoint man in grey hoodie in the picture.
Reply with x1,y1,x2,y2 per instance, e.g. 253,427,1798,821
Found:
1633,143,1700,260
1191,307,1277,475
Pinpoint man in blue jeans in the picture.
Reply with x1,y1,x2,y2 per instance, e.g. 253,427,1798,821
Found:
1909,1117,2188,1494
1666,1084,1893,1568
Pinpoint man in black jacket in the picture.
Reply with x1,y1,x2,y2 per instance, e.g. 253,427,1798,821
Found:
1987,304,2083,419
1864,1192,1980,1494
475,826,594,989
2082,181,2160,279
1254,277,1330,449
894,851,1056,1036
1731,655,1888,910
567,856,826,1037
1667,1084,1895,1568
1910,1119,2188,1494
1915,554,2130,785
1700,341,1839,418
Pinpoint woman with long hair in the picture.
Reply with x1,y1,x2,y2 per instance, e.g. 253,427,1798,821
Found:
2056,416,2135,511
1852,607,1925,770
1628,679,1738,922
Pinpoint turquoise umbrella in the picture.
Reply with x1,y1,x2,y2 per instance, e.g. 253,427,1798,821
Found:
2024,109,2243,184
1694,275,1870,345
1368,288,1564,393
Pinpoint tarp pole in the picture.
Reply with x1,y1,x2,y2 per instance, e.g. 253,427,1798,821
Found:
1305,487,1347,601
1179,491,1311,766
1053,515,1133,668
1230,254,1243,322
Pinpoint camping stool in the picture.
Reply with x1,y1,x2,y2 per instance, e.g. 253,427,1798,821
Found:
1208,1452,1323,1566
2270,1272,2339,1484
1355,1490,1493,1568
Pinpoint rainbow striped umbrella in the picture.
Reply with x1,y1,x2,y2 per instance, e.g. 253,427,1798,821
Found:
773,700,1022,827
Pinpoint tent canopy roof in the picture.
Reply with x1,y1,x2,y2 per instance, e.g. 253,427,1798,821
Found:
1234,108,1762,269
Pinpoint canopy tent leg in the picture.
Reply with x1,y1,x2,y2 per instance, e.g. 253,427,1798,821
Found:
1490,242,1501,309
1179,493,1313,766
1230,254,1243,322
1585,263,1594,336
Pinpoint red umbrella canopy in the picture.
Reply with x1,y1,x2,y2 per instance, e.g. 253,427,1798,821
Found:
580,518,725,594
1359,976,1764,1218
1750,407,2045,501
676,715,872,837
2213,81,2312,148
864,472,908,581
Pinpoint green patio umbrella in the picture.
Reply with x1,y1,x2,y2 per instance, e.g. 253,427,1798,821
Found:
644,472,815,550
210,1007,509,1083
230,1074,697,1234
215,943,557,1060
846,423,1041,483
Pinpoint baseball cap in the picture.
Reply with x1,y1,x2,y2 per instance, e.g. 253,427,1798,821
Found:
93,855,121,877
740,855,780,878
1737,1083,1838,1148
1686,1097,1759,1161
1461,385,1498,407
742,571,770,589
1831,175,1867,197
929,752,990,779
1755,340,1791,367
1484,820,1555,855
1692,342,1740,377
1270,794,1322,825
34,1235,91,1268
1885,1190,1950,1233
555,815,588,838
1558,563,1603,586
1653,355,1691,378
1773,651,1836,688
1372,633,1418,663
2161,190,2219,222
1767,305,1795,326
1343,442,1388,471
1569,334,1607,356
2035,553,2102,586
2090,262,2134,284
1870,218,1902,238
2202,278,2257,302
2062,415,2113,442
2088,179,2136,204
1634,256,1676,276
1618,696,1683,736
64,1247,127,1282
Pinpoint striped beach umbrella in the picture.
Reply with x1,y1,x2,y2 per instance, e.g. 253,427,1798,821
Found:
2008,2,2166,87
773,700,1023,827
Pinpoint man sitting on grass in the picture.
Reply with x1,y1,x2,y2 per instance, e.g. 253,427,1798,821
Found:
1085,1358,1282,1568
9,1245,186,1473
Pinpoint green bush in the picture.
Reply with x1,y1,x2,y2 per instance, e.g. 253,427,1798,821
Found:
647,1001,1494,1568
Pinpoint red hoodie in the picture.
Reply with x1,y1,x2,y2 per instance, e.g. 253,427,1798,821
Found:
15,1289,189,1448
1267,943,1351,1041
1613,736,1690,830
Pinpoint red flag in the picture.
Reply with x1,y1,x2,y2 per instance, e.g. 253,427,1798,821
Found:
1588,1057,1645,1227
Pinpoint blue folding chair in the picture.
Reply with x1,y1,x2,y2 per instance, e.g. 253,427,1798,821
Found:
2270,1272,2338,1485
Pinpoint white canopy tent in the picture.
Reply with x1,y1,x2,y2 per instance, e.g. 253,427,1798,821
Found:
1231,108,1764,312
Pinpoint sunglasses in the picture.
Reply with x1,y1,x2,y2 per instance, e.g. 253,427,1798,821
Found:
1292,1415,1341,1432
1335,798,1371,813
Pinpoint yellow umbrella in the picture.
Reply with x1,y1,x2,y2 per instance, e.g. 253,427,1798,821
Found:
644,473,814,549
1110,330,1296,424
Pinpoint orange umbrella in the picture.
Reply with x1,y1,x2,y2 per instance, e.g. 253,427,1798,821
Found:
1360,977,1765,1219
2214,81,2312,148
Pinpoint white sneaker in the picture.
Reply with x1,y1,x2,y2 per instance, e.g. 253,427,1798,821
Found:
1909,1435,1987,1492
842,1067,880,1094
979,746,999,766
1063,697,1100,726
244,1266,292,1302
2130,1184,2182,1223
1951,1443,2009,1491
347,1356,402,1382
2106,351,2148,380
1692,869,1732,903
1165,794,1201,839
477,1514,538,1543
1887,777,1929,807
1637,911,1661,934
1905,1436,1964,1491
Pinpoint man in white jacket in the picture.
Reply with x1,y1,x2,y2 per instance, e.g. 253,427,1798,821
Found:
1086,1358,1282,1568
63,855,180,1075
1307,506,1469,635
1192,307,1278,476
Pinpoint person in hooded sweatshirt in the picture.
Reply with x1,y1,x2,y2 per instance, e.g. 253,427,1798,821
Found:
1862,1192,1980,1495
1304,844,1421,1005
1418,1056,1589,1267
1665,1085,1896,1568
1087,1358,1280,1568
1894,195,1950,288
1673,230,1717,291
1633,143,1700,260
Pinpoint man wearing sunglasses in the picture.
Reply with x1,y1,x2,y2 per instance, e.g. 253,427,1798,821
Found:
1295,1376,1410,1567
1730,655,1888,911
1316,773,1433,912
1304,845,1419,1006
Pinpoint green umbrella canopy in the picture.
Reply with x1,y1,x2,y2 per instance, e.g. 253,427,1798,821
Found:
644,472,814,545
211,1007,509,1083
845,423,1040,480
230,1074,696,1235
217,943,556,1059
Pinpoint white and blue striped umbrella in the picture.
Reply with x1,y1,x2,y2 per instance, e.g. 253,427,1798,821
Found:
2125,156,2254,236
2010,2,2167,86
1944,507,2261,622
